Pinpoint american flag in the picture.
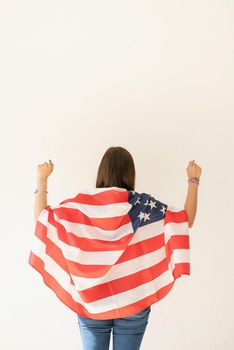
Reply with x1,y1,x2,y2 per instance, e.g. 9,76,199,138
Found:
28,186,190,320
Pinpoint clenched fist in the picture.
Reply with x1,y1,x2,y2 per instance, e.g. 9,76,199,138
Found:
186,160,202,179
37,159,54,180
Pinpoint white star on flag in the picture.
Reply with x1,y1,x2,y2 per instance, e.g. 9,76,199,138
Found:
143,212,151,222
134,197,141,205
148,200,157,209
160,205,167,215
138,211,145,220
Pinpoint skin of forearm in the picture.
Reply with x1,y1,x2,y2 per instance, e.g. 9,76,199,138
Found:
184,182,198,228
34,178,48,224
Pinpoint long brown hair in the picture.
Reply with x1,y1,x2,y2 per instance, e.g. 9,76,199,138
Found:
96,147,135,191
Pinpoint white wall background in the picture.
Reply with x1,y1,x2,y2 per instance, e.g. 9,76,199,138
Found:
0,1,233,349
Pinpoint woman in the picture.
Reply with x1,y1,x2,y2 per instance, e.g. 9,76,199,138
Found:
32,146,202,350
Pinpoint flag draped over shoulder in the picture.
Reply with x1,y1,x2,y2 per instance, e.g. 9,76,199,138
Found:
28,186,190,320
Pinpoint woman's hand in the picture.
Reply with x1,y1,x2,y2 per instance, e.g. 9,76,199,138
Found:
37,159,54,180
186,160,202,179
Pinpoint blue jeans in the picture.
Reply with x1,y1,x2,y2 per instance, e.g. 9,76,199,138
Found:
77,306,151,350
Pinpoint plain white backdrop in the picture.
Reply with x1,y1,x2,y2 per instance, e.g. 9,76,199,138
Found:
0,1,233,349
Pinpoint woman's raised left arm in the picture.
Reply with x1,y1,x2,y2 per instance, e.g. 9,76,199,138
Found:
34,160,54,224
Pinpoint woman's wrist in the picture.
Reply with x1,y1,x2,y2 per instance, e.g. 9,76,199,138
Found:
187,182,199,190
36,177,48,190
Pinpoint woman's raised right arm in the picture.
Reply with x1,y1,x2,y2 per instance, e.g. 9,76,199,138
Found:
184,160,202,228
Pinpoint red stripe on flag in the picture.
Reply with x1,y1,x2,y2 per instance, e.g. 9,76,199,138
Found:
53,206,131,230
164,209,189,224
47,219,134,251
60,189,129,206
